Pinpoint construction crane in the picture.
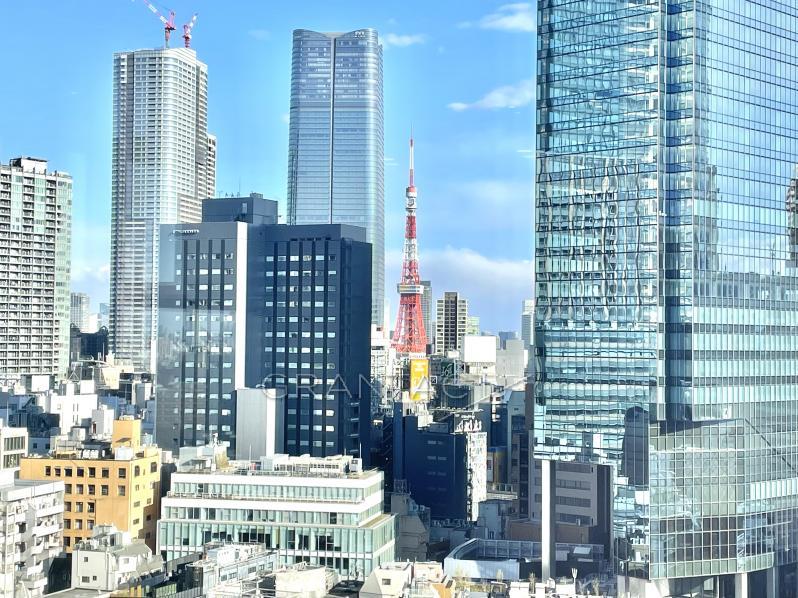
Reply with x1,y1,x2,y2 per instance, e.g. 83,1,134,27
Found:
183,14,198,48
137,0,176,47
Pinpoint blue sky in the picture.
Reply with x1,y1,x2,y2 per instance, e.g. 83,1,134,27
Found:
0,1,535,333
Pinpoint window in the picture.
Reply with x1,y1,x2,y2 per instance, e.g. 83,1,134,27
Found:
118,468,126,479
101,468,109,478
45,466,51,476
101,485,109,496
118,486,126,496
64,468,73,477
76,467,84,477
88,467,96,477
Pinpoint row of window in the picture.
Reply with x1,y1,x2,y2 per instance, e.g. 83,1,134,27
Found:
43,463,157,478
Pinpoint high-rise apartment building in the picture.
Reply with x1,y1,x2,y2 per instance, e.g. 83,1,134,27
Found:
0,157,71,379
535,4,798,596
156,195,372,461
287,28,384,326
110,47,215,372
520,299,533,348
435,292,468,356
71,292,90,332
420,280,432,345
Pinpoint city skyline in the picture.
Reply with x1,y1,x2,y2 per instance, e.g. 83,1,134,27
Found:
0,0,535,333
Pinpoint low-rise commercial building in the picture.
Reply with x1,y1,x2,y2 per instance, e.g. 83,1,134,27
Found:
0,468,64,597
159,452,395,578
19,418,161,551
70,525,163,593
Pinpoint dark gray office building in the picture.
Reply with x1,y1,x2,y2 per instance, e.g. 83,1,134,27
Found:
156,195,372,459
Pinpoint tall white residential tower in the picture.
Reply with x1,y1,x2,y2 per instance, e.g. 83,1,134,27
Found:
0,157,72,380
110,47,215,372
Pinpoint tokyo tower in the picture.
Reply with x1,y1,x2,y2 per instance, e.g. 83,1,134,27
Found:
392,136,427,355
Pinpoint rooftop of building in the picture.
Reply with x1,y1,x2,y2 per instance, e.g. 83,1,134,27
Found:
176,452,379,481
190,543,276,570
0,471,64,501
5,156,70,177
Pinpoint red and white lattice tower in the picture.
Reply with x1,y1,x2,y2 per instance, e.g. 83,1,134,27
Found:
392,136,427,355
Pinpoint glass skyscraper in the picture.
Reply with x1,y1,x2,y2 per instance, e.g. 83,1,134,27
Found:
287,29,385,326
535,2,798,595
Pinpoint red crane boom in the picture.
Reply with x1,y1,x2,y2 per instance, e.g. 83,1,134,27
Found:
183,14,198,48
137,0,176,47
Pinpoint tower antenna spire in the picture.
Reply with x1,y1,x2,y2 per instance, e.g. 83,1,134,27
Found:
392,133,427,355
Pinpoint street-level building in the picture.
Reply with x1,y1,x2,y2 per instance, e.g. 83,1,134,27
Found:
19,418,160,552
159,453,395,578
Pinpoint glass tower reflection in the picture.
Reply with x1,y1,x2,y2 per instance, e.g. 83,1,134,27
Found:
535,0,798,589
287,29,385,326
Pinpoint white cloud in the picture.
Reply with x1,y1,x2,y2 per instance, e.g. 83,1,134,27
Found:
382,33,427,48
448,78,534,111
248,29,271,41
281,112,290,124
386,248,533,332
477,3,535,32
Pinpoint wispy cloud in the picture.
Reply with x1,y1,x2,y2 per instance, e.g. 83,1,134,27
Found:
448,78,534,111
382,33,427,48
248,29,271,41
459,3,535,32
517,148,534,160
386,247,533,332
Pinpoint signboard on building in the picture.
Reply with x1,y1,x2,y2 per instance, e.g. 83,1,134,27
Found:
410,358,430,402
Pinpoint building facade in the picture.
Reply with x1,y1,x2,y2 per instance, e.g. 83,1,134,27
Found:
393,405,486,522
251,224,372,460
287,28,384,326
110,47,215,372
420,281,432,348
156,195,372,460
435,292,468,356
0,423,27,472
20,418,161,552
155,194,275,453
0,157,72,380
158,454,395,578
0,469,64,598
535,2,798,596
70,292,90,332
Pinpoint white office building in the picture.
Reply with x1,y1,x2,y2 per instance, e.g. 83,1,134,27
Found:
0,468,64,597
0,158,72,380
70,292,90,332
159,453,395,578
109,47,215,372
